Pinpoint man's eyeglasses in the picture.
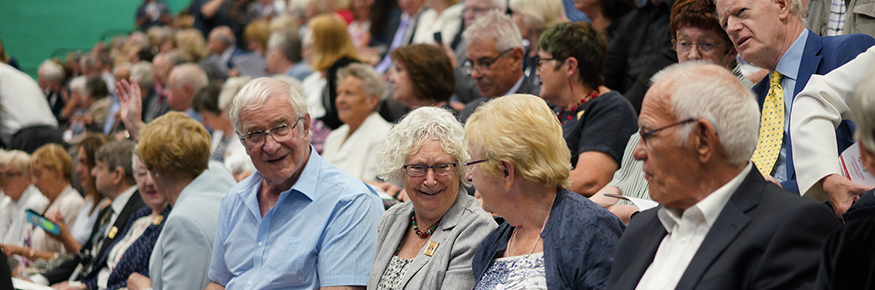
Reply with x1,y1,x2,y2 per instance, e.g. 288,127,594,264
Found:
639,119,697,143
464,159,488,172
403,163,457,177
462,48,514,75
672,39,724,55
240,117,303,148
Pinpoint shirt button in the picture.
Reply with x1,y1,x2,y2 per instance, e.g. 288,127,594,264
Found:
258,242,263,247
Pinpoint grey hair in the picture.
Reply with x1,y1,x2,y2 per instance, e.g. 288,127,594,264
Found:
376,107,470,188
212,26,237,47
38,60,65,82
650,61,760,166
169,63,208,93
95,140,137,183
69,76,88,94
230,77,309,134
463,10,523,51
131,61,155,91
851,64,875,153
219,76,252,112
0,150,31,176
268,31,304,63
270,75,306,100
336,63,387,102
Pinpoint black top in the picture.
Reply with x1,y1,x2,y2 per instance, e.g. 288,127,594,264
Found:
815,189,875,290
603,0,674,94
320,57,361,130
558,91,638,168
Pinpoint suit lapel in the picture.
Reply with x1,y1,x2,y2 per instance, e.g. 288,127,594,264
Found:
613,214,667,290
674,169,764,290
400,192,466,288
786,32,823,182
92,191,144,271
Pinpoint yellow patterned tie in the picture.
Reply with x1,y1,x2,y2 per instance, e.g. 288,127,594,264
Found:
751,71,785,175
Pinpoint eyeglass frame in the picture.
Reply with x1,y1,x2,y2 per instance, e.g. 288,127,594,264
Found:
402,163,457,177
462,48,514,75
464,158,489,172
639,118,697,144
671,38,727,55
535,56,562,72
239,117,303,149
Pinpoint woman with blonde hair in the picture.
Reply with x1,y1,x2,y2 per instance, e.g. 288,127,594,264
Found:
244,19,271,56
2,144,84,261
465,94,624,289
301,14,361,148
175,29,209,62
508,0,567,81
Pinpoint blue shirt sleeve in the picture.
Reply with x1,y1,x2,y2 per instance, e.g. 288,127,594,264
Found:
317,193,383,287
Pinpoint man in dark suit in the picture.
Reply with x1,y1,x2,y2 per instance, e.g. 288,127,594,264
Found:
458,10,539,123
373,0,424,74
716,0,875,197
607,62,841,290
202,26,247,81
40,141,145,287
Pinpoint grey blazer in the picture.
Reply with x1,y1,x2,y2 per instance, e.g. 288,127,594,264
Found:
367,192,497,290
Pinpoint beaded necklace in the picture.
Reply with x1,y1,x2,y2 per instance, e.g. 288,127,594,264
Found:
557,90,600,125
411,209,439,238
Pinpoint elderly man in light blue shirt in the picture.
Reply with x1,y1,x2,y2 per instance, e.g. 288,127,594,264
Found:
206,77,383,290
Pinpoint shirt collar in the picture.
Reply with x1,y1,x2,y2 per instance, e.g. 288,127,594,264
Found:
244,145,321,206
502,75,526,97
774,29,809,81
657,162,754,232
219,46,235,63
110,185,138,214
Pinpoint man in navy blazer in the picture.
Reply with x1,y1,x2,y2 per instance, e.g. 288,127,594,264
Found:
607,62,840,290
716,0,875,194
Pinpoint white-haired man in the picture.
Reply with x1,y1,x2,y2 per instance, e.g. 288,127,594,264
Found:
715,0,875,199
205,78,383,290
458,10,538,123
607,62,841,290
38,60,68,123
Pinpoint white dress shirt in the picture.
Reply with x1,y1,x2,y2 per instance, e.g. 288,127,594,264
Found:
636,163,753,290
790,46,875,199
412,4,464,46
0,63,58,145
0,185,49,245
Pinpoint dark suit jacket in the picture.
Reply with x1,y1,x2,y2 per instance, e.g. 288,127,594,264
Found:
44,191,145,284
608,167,841,290
458,74,540,123
751,31,875,193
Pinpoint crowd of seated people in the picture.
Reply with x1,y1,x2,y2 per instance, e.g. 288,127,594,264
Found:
2,0,875,288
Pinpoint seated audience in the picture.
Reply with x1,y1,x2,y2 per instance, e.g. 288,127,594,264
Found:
607,62,841,289
136,0,171,31
370,106,496,289
465,94,625,289
82,149,171,290
3,144,83,260
388,44,456,113
304,14,361,131
191,82,254,181
125,112,235,290
174,29,209,62
715,0,875,197
323,63,392,181
65,77,112,142
459,10,539,123
536,22,637,197
37,60,69,124
0,151,49,246
243,19,269,57
508,0,566,82
815,61,875,290
592,0,754,222
372,0,425,74
43,140,144,287
203,26,246,80
207,77,383,289
411,0,464,47
63,134,110,253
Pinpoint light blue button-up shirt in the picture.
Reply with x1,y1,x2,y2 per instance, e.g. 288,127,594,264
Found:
772,29,809,182
209,148,384,289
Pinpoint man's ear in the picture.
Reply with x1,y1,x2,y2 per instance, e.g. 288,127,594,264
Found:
112,166,126,185
696,119,718,163
775,0,793,20
509,47,525,71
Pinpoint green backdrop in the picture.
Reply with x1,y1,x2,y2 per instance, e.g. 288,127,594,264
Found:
0,0,191,79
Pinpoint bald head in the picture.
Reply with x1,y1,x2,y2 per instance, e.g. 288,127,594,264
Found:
165,64,208,111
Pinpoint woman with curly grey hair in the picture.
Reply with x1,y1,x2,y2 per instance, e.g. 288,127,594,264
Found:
368,106,496,290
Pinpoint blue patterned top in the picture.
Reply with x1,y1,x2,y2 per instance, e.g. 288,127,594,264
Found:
83,205,171,290
472,188,625,290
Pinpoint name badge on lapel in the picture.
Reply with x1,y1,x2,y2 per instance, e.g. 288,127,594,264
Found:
107,226,118,239
424,241,439,256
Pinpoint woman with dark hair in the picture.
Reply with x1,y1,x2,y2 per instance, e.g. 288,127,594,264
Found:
388,44,456,114
535,22,637,197
573,0,636,41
